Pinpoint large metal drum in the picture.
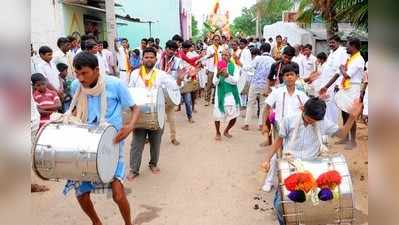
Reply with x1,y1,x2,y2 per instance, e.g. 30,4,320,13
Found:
128,87,165,130
33,123,119,183
278,154,354,225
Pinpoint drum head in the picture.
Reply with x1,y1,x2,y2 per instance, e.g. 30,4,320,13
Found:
156,88,165,129
97,126,119,183
164,87,181,105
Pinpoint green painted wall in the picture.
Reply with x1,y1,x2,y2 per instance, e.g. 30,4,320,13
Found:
116,0,181,48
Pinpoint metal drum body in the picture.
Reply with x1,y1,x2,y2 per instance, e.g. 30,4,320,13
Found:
278,154,354,225
33,123,119,183
162,85,181,106
129,87,165,130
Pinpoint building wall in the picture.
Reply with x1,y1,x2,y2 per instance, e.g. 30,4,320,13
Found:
31,0,64,50
116,0,181,48
63,5,107,41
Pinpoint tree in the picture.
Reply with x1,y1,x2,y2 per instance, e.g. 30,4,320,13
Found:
335,0,368,30
230,0,293,37
192,15,200,39
296,0,368,38
297,0,339,38
230,7,256,37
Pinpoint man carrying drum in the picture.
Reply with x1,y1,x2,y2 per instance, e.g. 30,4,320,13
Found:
261,97,363,225
128,47,185,180
158,40,183,145
63,52,140,225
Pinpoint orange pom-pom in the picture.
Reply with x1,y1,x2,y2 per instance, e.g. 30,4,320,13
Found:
284,172,316,193
316,170,342,189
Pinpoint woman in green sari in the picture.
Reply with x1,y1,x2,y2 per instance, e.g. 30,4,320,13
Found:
213,50,241,140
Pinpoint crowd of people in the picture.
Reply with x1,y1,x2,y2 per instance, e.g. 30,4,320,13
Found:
30,31,368,225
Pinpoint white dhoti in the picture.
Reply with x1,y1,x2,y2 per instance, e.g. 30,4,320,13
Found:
335,84,361,114
198,68,207,89
213,93,240,122
363,86,368,116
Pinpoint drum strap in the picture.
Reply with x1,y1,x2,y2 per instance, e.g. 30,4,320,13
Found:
281,91,304,119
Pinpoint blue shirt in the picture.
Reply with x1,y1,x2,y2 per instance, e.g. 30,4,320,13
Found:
250,53,275,90
70,75,135,130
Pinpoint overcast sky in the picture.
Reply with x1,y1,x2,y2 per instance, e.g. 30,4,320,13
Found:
192,0,257,29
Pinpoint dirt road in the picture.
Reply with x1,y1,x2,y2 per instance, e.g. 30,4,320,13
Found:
31,99,368,225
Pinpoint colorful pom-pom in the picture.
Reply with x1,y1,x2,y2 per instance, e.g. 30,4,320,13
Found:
288,190,306,203
318,188,334,201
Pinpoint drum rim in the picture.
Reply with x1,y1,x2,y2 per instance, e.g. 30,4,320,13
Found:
96,124,119,183
32,121,55,181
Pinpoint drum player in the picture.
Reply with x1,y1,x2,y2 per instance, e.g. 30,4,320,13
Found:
260,64,309,192
158,40,183,145
63,52,140,225
261,97,363,225
128,47,185,180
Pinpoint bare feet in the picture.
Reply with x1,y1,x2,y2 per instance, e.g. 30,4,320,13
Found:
258,125,262,131
31,184,49,192
204,102,209,106
193,109,198,113
171,139,180,145
259,141,270,147
215,134,222,141
241,125,249,131
188,118,195,123
127,172,139,181
223,132,232,138
149,165,161,174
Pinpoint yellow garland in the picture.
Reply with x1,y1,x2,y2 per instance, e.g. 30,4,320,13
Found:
342,52,362,89
213,45,219,65
139,65,158,88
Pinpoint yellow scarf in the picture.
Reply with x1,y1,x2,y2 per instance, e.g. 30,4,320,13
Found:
213,45,219,65
139,65,158,88
342,51,362,89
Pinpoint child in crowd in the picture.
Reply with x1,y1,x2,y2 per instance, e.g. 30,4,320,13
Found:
31,73,61,127
129,49,141,70
56,63,72,113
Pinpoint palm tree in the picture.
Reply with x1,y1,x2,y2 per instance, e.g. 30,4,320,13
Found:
335,0,368,31
296,0,339,38
296,0,368,38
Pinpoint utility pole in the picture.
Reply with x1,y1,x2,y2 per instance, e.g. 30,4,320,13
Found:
149,21,152,37
105,0,117,56
256,0,261,39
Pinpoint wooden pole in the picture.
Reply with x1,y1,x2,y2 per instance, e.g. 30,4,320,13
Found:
105,0,116,56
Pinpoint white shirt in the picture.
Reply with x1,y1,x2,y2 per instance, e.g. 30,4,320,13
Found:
52,49,68,66
313,46,348,94
239,47,253,77
37,58,61,90
102,49,115,74
117,46,129,71
128,68,178,90
279,114,339,159
298,54,317,79
346,52,365,83
265,86,309,123
96,52,109,76
205,45,224,72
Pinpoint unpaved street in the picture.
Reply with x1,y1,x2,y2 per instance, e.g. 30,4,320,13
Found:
32,98,368,225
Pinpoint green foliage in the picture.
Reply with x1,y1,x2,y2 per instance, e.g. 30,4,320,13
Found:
335,0,368,30
230,7,256,36
230,0,293,37
192,15,199,38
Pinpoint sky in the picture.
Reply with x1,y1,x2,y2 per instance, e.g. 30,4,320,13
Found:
191,0,257,29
